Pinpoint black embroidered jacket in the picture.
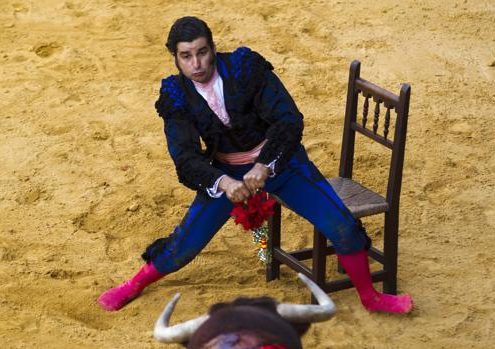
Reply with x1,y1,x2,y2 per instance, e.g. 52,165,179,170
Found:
155,47,304,194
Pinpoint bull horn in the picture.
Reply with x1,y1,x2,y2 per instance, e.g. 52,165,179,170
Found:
277,273,336,323
153,293,209,343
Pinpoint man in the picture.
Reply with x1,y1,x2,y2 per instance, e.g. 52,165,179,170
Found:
98,16,413,314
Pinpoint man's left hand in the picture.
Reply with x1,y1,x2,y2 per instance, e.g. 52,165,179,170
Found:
243,163,270,195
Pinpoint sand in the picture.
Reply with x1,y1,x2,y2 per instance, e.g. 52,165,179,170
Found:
1,0,494,348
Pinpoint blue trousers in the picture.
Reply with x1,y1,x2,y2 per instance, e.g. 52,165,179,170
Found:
143,146,369,274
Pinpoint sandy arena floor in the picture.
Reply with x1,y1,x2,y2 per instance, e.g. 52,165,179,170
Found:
1,0,494,348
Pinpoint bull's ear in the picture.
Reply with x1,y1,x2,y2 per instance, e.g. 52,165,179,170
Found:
288,322,311,337
208,301,230,314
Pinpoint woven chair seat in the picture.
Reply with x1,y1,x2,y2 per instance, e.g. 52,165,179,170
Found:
328,177,388,219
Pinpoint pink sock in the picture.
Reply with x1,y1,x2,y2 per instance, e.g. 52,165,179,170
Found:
98,262,165,311
337,251,413,314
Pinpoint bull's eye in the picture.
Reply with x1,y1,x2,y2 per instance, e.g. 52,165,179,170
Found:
204,332,263,349
218,333,241,347
203,333,241,349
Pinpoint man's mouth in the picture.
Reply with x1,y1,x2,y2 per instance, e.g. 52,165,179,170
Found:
193,72,205,77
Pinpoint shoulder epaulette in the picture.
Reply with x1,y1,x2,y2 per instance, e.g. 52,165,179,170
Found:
160,75,186,110
229,46,273,88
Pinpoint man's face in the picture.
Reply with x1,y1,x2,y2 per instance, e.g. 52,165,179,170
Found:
175,37,215,83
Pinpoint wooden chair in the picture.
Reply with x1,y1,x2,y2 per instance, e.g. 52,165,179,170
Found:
266,60,411,297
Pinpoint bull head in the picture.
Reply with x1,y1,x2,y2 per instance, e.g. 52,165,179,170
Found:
153,273,336,344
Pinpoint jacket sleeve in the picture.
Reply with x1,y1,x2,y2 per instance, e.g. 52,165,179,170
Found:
155,87,225,193
255,70,304,173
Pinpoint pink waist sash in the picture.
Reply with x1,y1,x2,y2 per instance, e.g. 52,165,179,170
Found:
215,140,267,165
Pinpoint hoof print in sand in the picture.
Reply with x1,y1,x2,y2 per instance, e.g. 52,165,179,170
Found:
33,42,62,58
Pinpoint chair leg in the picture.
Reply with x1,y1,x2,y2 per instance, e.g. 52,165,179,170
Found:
311,229,327,304
266,202,281,282
382,212,398,294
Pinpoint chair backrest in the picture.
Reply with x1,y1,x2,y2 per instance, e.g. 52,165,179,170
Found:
339,60,411,215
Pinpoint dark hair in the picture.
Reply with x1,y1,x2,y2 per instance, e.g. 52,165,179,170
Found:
166,16,214,55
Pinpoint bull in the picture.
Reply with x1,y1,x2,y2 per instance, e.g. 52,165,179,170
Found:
153,273,336,349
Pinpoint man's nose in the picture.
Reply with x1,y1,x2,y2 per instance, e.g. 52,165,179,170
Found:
192,55,201,69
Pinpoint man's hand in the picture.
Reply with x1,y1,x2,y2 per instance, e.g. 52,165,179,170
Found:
218,176,251,203
243,163,270,194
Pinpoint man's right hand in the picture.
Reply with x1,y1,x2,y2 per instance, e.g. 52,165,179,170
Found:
218,176,251,203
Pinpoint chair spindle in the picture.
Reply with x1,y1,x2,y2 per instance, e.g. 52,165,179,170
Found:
363,94,370,128
384,107,391,139
373,100,381,134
